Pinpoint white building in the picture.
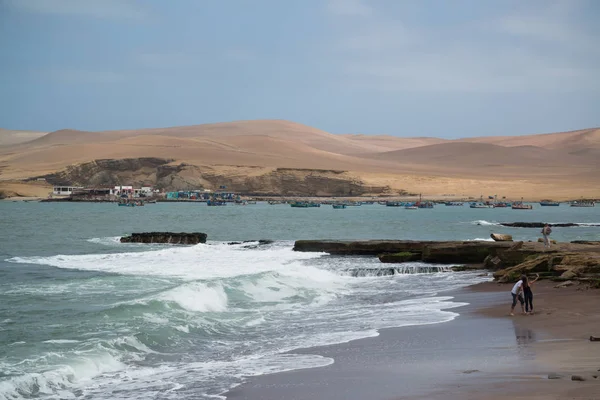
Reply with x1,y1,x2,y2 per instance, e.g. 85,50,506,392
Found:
111,186,133,196
53,186,83,196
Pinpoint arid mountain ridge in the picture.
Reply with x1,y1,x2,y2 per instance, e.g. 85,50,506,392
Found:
0,120,598,199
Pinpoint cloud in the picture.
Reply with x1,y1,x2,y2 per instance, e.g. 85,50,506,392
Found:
325,0,600,93
7,0,148,20
326,0,372,17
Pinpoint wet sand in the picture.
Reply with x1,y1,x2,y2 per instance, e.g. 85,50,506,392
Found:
225,281,600,400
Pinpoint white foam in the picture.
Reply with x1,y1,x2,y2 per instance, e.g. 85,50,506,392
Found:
87,236,122,246
174,325,190,333
466,237,495,241
0,350,124,400
7,243,325,281
160,282,228,312
471,220,499,226
43,339,81,344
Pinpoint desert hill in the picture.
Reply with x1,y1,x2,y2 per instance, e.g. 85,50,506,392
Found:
0,129,47,146
0,120,598,200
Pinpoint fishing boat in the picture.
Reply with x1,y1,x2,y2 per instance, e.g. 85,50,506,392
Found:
405,205,418,210
444,202,464,206
417,201,434,209
540,200,560,206
207,199,227,206
511,201,532,210
118,202,135,207
570,201,595,207
493,202,510,208
415,194,434,209
290,201,310,208
469,202,492,208
385,201,403,207
332,204,346,209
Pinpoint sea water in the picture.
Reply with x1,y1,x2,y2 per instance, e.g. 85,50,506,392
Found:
1,202,598,399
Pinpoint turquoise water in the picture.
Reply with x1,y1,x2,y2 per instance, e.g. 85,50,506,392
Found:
1,202,598,399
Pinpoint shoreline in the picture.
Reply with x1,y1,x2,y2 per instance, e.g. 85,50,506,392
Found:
225,281,600,400
2,194,599,203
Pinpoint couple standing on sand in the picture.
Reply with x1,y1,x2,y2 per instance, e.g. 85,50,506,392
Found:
510,274,539,316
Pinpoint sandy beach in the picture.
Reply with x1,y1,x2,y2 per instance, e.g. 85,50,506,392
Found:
226,281,600,400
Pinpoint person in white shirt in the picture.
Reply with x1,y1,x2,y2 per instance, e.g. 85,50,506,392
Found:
510,276,526,316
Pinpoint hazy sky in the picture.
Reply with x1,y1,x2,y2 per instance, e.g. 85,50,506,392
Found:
1,0,599,138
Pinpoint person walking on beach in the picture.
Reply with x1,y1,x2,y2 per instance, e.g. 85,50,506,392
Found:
541,224,552,250
510,275,526,316
523,273,539,315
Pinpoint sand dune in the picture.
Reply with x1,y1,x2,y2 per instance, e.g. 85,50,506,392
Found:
456,128,600,152
1,120,598,199
0,129,48,146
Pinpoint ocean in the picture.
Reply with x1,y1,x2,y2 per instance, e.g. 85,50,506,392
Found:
1,202,598,399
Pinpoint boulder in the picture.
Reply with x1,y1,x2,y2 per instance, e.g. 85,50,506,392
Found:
491,233,513,242
120,232,207,244
493,254,557,282
560,270,578,280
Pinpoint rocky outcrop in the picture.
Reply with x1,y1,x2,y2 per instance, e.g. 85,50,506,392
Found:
36,158,393,196
493,252,600,283
500,222,583,228
120,232,207,244
379,252,421,263
490,233,513,241
294,240,517,264
39,158,174,187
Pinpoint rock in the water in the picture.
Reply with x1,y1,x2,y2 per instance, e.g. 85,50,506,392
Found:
571,375,585,381
491,233,513,242
378,252,421,263
120,232,207,244
548,373,562,380
501,222,580,228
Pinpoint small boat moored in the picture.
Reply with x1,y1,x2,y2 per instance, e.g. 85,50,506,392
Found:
469,202,493,208
332,204,347,209
511,201,533,210
570,201,595,207
540,200,560,206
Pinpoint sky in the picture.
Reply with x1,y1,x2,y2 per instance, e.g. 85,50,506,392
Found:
0,0,599,138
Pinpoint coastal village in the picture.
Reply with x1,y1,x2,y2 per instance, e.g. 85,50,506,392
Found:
42,184,597,208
